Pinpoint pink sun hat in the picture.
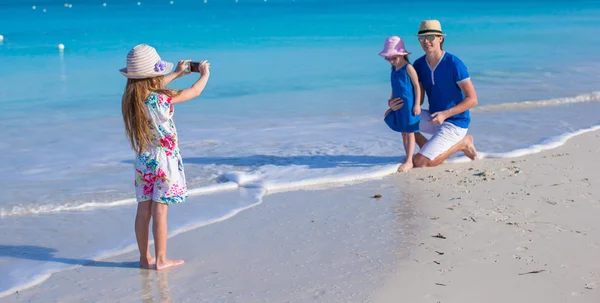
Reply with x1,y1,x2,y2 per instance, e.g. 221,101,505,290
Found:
378,36,411,57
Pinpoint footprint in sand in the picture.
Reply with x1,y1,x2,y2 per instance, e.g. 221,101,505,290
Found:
585,282,597,290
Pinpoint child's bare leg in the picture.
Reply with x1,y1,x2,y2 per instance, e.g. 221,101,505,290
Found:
135,200,154,269
152,202,184,270
398,132,415,172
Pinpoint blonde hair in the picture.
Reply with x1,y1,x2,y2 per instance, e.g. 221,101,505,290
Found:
121,76,178,154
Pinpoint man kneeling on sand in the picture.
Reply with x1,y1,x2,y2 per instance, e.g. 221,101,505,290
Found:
388,20,478,167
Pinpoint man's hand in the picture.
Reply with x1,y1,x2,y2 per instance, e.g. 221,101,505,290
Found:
430,111,448,125
388,97,404,111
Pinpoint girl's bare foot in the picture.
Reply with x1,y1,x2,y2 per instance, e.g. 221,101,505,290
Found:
397,161,414,172
156,259,184,270
463,135,477,160
140,255,155,269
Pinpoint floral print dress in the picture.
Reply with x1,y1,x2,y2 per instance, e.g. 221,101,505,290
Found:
134,92,187,204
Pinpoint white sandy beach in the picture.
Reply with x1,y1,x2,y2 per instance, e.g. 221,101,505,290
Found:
374,130,600,302
3,130,600,303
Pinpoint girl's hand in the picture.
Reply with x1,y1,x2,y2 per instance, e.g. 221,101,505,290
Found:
175,60,191,76
413,105,421,116
199,60,211,76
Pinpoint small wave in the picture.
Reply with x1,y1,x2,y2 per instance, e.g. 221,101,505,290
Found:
0,183,239,218
481,124,600,159
446,124,600,163
261,165,398,194
473,91,600,112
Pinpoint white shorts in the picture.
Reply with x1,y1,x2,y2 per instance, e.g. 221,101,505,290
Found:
418,110,468,161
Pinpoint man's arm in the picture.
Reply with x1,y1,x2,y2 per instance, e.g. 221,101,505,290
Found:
445,78,478,116
430,78,477,124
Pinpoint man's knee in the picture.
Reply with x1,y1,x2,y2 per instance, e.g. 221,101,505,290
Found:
413,153,430,167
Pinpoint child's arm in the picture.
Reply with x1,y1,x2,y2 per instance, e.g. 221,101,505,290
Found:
389,66,394,104
171,61,211,104
406,64,421,115
163,60,191,86
419,84,424,106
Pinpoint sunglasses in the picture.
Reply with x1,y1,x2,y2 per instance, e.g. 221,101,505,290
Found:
418,35,439,42
384,56,402,61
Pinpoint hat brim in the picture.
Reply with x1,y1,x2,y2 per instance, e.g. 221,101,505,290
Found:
415,33,446,36
119,61,174,79
379,51,411,56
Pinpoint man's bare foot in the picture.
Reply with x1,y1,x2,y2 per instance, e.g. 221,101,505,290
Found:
139,257,155,269
397,161,414,172
156,259,184,270
463,135,477,160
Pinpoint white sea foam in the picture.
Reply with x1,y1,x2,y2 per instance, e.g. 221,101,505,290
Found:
480,124,600,159
445,124,600,163
0,183,240,218
473,91,600,112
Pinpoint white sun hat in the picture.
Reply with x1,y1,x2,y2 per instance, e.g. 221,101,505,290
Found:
119,44,174,79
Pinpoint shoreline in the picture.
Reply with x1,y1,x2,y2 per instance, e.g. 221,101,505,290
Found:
4,122,600,219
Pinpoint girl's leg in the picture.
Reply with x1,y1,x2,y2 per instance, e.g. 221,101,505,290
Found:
135,200,154,269
152,202,184,270
398,132,416,172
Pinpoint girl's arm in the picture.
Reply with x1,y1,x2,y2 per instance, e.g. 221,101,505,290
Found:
171,61,211,104
163,60,191,86
390,65,394,102
406,64,422,114
419,84,425,105
163,71,184,86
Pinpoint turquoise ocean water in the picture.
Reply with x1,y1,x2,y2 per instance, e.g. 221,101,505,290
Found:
1,0,600,297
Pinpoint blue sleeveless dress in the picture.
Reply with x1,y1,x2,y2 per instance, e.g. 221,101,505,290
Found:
384,64,420,133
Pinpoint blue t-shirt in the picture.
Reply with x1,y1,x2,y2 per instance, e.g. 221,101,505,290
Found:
413,52,471,128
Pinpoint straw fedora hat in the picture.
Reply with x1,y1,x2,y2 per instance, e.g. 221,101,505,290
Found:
119,44,174,79
415,20,446,36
